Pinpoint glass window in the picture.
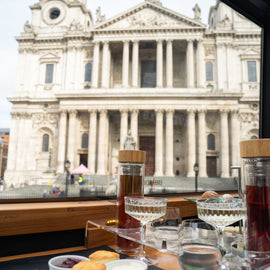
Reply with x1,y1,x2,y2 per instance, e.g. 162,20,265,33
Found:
81,133,88,148
141,60,156,88
85,63,92,82
45,64,54,84
207,134,215,150
205,61,213,81
247,61,257,82
42,134,49,152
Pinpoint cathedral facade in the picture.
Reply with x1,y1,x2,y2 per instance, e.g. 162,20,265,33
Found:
5,0,261,184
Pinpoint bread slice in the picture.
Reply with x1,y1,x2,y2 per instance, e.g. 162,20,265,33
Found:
71,261,106,270
89,250,120,264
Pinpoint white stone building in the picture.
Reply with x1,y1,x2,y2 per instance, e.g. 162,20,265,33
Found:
5,0,261,184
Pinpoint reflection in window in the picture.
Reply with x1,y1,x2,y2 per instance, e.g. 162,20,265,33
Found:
85,63,92,82
206,61,213,81
207,134,215,150
42,134,49,152
45,64,54,84
81,133,88,148
247,61,257,82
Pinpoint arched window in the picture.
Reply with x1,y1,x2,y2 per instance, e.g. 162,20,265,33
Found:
207,134,215,150
205,61,213,81
81,133,88,148
42,134,49,152
84,63,92,82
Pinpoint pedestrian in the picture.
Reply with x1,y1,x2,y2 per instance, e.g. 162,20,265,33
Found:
0,178,4,192
43,190,47,198
59,188,66,197
78,175,83,186
71,174,74,185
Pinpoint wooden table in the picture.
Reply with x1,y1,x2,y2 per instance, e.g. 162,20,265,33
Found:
0,245,181,270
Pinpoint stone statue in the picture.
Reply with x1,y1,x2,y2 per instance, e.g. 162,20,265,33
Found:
24,21,32,33
193,4,201,21
96,7,105,23
123,130,136,150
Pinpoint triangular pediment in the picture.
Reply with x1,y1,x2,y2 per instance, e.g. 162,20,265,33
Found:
96,1,205,30
240,48,260,57
40,52,60,63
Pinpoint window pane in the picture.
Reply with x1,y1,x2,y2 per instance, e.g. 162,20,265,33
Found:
45,64,54,84
141,60,156,88
81,133,88,148
207,134,215,150
206,62,213,81
2,1,261,200
85,63,92,82
42,134,49,152
247,61,257,82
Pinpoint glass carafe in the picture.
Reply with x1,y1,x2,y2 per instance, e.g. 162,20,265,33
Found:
240,139,270,251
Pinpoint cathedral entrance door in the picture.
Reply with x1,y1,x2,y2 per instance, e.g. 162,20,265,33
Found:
207,156,217,177
80,154,88,168
139,136,155,176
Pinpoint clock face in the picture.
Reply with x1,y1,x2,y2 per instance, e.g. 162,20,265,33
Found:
42,2,66,25
50,8,61,20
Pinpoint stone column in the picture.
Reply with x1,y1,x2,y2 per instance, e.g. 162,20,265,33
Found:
166,39,173,88
220,109,230,178
156,39,163,88
120,109,129,150
196,39,204,88
130,109,139,149
101,41,109,88
67,110,77,169
187,109,196,177
216,43,225,91
97,109,107,174
7,113,19,171
187,40,194,88
88,109,97,174
155,109,164,176
57,110,67,173
230,109,240,177
92,42,100,88
165,109,174,176
198,108,208,177
132,40,139,88
122,40,129,88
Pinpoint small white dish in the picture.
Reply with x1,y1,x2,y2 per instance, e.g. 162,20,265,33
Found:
106,259,148,270
48,255,90,270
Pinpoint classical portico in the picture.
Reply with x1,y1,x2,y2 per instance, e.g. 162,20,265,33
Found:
54,105,241,179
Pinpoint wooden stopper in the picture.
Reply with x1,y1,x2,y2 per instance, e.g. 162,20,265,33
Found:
240,139,270,158
118,150,146,163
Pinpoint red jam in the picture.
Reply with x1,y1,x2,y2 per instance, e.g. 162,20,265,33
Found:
56,257,82,268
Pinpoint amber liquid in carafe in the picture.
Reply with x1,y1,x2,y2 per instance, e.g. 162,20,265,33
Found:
117,174,142,253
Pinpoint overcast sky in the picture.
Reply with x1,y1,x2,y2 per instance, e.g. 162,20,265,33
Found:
0,0,216,129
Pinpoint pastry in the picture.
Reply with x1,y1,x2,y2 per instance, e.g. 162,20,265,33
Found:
201,190,219,198
89,250,120,264
71,261,106,270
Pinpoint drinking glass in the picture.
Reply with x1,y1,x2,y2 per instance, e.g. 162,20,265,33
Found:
151,207,182,253
124,196,167,265
178,219,222,270
196,198,246,252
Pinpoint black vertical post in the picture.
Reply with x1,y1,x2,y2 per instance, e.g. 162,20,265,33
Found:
260,24,270,138
195,171,198,192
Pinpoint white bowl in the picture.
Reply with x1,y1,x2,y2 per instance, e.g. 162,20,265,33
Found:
48,255,90,270
106,259,148,270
